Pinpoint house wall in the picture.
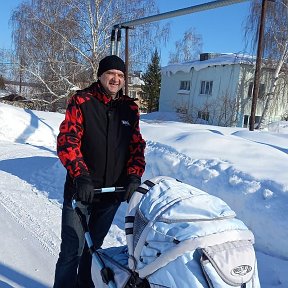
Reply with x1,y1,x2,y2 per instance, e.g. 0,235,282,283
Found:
159,71,191,113
160,64,242,126
159,59,288,127
189,64,241,124
238,65,288,126
255,71,288,121
274,77,288,120
236,64,255,127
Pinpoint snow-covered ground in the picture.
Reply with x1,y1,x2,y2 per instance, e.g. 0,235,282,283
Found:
0,103,287,287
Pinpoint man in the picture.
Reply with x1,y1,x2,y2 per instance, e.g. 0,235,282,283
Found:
53,55,146,288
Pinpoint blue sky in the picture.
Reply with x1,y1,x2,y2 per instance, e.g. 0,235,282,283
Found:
0,0,21,49
0,0,253,65
156,0,253,64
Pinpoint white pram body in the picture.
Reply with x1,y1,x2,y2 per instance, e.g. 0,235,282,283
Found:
89,176,261,288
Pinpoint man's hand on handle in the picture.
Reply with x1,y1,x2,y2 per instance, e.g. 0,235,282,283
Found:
74,175,94,204
124,175,141,203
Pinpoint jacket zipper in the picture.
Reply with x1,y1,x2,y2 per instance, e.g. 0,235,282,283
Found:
104,107,112,185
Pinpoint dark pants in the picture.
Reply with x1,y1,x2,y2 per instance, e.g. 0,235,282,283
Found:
53,199,120,288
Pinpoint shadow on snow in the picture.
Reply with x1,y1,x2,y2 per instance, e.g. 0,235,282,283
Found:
0,263,49,288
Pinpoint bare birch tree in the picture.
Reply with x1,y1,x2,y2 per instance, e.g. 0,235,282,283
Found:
11,0,167,111
168,27,203,64
245,0,288,128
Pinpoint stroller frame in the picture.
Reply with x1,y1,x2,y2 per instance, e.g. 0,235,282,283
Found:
72,187,149,288
72,187,124,288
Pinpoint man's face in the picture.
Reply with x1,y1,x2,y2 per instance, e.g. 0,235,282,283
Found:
99,69,125,98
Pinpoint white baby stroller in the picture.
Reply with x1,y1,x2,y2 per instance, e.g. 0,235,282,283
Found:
73,176,261,288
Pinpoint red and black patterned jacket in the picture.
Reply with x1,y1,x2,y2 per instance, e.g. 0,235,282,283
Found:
57,81,146,201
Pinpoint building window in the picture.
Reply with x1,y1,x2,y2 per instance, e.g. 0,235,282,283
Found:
248,82,253,98
259,84,266,99
248,82,266,99
179,81,190,91
200,81,213,95
243,114,261,128
129,90,137,98
198,111,209,121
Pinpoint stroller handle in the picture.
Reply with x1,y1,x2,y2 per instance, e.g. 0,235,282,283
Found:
71,186,126,203
94,186,125,193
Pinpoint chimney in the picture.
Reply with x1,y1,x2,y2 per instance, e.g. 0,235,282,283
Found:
200,53,224,61
200,53,210,61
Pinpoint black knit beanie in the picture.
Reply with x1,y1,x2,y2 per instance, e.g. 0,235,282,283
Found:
97,55,126,77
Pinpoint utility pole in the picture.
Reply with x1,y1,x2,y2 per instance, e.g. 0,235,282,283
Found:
249,0,268,131
124,26,130,95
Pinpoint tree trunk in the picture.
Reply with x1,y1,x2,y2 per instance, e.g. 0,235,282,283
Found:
257,43,288,129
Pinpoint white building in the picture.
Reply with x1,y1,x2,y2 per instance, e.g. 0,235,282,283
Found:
159,53,288,127
127,72,145,111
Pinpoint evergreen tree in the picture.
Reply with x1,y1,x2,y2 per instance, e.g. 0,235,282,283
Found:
141,49,161,113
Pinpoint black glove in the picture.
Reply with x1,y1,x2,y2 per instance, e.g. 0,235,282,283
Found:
124,175,141,202
74,175,94,204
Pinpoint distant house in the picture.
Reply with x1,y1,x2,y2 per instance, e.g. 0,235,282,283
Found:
159,53,288,127
127,72,145,111
0,92,35,109
0,88,10,98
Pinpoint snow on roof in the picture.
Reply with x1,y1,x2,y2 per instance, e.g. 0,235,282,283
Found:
162,53,255,75
129,75,144,86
